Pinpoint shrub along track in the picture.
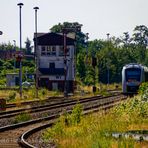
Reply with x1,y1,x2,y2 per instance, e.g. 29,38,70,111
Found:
6,96,66,110
6,89,120,110
0,92,120,123
0,93,126,147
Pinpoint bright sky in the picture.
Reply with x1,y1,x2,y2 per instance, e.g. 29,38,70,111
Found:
0,0,148,47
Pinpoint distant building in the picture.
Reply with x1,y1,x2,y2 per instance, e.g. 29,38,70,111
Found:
35,32,76,92
6,73,19,87
0,49,16,60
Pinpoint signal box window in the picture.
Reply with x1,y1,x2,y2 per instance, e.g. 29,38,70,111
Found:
41,46,46,56
59,46,64,56
41,46,56,56
59,46,70,56
49,63,55,69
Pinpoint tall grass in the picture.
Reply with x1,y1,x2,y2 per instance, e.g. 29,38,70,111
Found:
42,95,148,147
0,87,63,104
12,112,31,124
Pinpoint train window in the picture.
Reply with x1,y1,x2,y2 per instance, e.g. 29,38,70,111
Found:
125,68,141,82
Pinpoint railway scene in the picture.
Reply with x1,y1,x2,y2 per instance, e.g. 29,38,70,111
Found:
0,0,148,148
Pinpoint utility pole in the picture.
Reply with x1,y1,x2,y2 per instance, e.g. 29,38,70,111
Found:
17,3,23,98
62,25,82,97
107,33,110,87
34,6,39,98
63,29,68,97
85,33,89,64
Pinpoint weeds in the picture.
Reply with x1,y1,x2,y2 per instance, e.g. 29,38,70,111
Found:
42,95,148,147
42,103,83,142
8,92,16,101
13,112,31,124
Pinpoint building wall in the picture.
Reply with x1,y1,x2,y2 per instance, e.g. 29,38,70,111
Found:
39,78,75,92
36,33,76,92
38,45,75,81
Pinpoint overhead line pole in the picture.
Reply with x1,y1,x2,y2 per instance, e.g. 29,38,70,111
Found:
107,33,110,87
34,7,39,98
17,3,23,99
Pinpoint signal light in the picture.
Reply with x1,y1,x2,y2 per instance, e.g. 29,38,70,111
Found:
15,55,22,68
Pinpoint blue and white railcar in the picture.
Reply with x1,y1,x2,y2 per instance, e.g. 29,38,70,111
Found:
122,63,148,94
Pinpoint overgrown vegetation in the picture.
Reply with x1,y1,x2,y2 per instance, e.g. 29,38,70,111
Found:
42,94,148,147
0,87,62,104
13,112,31,124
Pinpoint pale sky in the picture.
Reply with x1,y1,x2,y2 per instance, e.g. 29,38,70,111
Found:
0,0,148,47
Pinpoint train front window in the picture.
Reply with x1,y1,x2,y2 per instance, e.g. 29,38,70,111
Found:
126,68,141,82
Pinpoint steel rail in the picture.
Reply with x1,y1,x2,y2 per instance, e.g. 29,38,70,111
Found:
0,93,121,120
20,95,127,148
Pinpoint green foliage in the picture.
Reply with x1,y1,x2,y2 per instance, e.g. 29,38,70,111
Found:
138,82,148,101
42,103,83,141
13,112,31,124
42,95,148,147
76,52,86,81
0,59,4,67
3,61,13,69
40,88,47,96
0,79,6,85
113,96,148,118
71,103,83,125
138,82,148,95
8,92,16,101
25,37,32,54
75,24,148,85
1,24,148,89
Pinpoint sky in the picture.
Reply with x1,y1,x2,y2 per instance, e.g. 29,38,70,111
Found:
0,0,148,47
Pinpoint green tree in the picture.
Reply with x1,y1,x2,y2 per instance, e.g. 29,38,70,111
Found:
25,38,32,55
132,25,148,64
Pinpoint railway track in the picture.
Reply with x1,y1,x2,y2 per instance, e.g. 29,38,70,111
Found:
1,93,123,123
5,89,120,110
0,93,120,123
6,96,65,109
0,93,127,147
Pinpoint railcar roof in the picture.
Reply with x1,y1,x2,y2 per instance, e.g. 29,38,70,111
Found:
123,63,148,72
124,63,142,68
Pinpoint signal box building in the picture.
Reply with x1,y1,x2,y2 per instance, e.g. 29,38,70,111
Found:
35,32,75,92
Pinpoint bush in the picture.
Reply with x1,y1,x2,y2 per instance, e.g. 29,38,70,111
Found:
42,103,83,142
138,82,148,95
8,92,16,101
13,112,31,124
138,82,148,101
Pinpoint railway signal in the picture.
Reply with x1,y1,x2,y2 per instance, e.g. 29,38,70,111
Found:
15,51,23,68
92,57,97,92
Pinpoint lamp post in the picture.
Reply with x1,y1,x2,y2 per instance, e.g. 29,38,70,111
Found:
34,6,39,98
106,33,110,87
17,3,23,98
0,31,3,35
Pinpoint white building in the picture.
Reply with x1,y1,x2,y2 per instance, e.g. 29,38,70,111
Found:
35,32,76,92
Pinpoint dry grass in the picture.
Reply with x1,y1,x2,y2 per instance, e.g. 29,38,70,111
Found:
42,95,148,148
